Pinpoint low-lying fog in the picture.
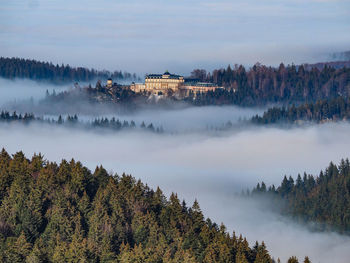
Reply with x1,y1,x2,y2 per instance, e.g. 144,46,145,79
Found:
0,77,72,106
1,120,350,262
104,106,263,132
0,77,265,132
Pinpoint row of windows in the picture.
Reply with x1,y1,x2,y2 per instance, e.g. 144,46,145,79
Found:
146,79,183,83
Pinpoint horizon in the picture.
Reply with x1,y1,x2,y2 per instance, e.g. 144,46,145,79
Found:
1,0,350,75
1,1,350,262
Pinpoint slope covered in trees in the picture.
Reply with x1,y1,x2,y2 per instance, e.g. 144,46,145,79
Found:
0,111,163,134
0,149,292,262
191,64,350,106
251,96,350,125
2,57,350,107
252,159,350,233
0,57,138,83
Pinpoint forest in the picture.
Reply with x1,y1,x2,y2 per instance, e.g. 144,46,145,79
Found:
0,111,163,133
251,96,350,125
0,57,139,83
251,159,350,234
0,149,310,263
190,63,350,106
3,57,350,107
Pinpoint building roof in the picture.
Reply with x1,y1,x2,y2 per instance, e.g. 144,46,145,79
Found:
146,71,183,79
184,82,218,87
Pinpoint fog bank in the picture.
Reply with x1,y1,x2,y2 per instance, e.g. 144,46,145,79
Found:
0,77,71,106
1,122,350,261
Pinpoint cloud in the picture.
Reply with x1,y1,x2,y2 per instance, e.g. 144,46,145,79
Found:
1,0,349,74
1,115,350,261
0,77,71,106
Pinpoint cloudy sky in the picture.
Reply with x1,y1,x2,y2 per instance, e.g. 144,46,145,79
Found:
1,0,349,75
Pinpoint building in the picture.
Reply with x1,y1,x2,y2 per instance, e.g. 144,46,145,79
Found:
106,78,113,88
145,71,184,95
130,71,220,98
130,83,146,93
181,82,218,97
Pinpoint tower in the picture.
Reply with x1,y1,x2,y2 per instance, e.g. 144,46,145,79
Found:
107,78,113,88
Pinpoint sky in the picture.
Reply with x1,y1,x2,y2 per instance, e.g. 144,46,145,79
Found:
0,0,350,75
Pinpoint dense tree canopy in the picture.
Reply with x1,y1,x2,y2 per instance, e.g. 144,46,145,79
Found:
252,159,350,233
0,57,139,83
0,111,163,134
0,149,294,262
191,64,350,106
2,57,350,107
251,96,350,125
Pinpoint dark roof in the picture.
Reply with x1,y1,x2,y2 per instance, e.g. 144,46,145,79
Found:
147,74,162,78
146,72,183,79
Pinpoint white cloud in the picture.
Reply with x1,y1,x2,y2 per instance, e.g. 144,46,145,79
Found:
1,117,350,261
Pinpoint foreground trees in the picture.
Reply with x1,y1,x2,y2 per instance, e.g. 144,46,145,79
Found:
0,149,283,262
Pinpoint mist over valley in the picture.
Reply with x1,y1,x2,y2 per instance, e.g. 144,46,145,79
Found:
1,0,350,261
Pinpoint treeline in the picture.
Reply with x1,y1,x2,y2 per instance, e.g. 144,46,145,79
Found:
0,149,305,262
190,63,350,105
251,159,350,233
0,57,139,83
251,96,350,125
0,111,163,133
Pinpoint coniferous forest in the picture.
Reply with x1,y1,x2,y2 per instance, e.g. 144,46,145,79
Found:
251,96,350,125
0,57,138,83
0,111,163,134
190,64,350,106
2,57,350,107
252,159,350,233
0,149,299,263
3,0,350,261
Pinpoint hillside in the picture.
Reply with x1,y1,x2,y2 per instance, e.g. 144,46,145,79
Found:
0,57,139,83
0,149,291,263
252,159,350,233
251,97,350,125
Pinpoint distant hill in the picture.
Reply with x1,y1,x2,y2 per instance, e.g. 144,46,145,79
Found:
303,50,350,70
251,97,350,125
303,60,350,70
330,50,350,61
0,57,139,84
190,63,350,106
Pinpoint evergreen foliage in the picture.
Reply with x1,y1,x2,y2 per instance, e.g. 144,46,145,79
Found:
190,64,350,106
0,111,163,134
252,159,350,233
0,149,284,262
0,57,138,83
251,97,350,125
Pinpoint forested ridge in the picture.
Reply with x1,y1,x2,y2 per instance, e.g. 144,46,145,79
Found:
0,149,308,263
252,159,350,233
0,57,138,83
0,111,163,133
190,63,350,106
3,57,350,107
251,96,350,125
